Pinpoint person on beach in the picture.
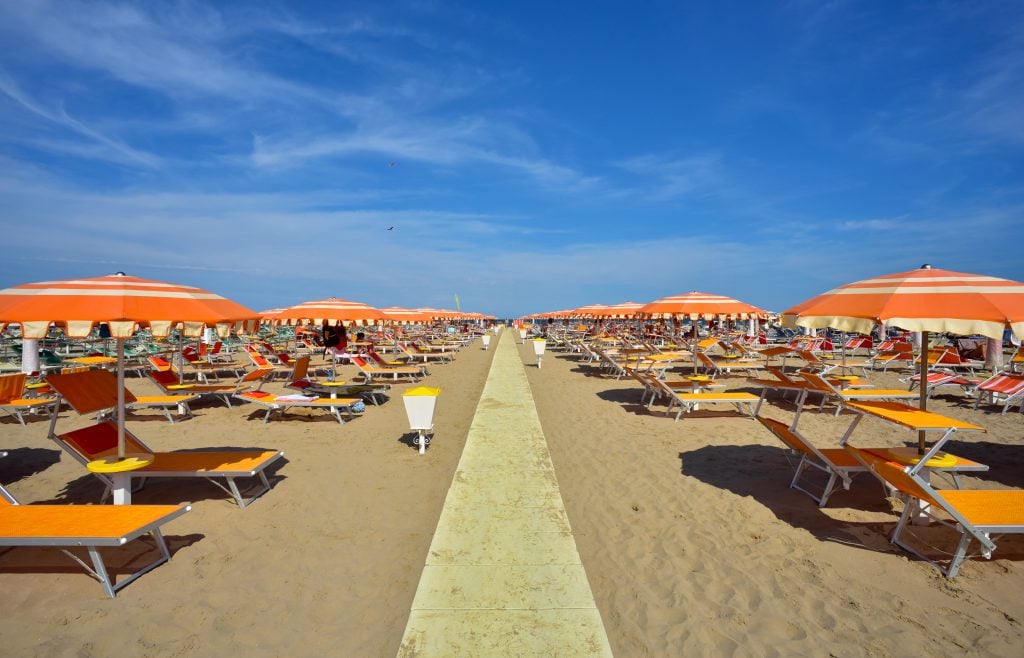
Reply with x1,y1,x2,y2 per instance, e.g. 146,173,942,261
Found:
322,322,348,359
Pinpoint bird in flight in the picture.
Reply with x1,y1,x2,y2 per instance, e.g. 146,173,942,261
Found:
387,226,394,230
388,161,396,167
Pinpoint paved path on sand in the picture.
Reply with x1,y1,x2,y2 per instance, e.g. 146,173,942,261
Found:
397,330,613,656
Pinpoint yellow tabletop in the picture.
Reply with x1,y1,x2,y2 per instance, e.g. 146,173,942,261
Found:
687,376,712,382
319,381,349,387
87,453,154,473
846,401,986,432
832,375,860,381
880,447,959,468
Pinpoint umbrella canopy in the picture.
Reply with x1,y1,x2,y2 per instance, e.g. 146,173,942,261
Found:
0,273,258,339
591,302,644,319
570,304,610,319
638,291,768,320
0,272,259,465
272,297,384,327
781,264,1024,452
379,306,431,324
781,266,1024,341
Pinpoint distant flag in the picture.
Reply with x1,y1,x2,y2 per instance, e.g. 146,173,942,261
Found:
454,293,461,312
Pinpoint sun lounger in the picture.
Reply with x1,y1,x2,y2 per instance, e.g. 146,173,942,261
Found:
972,372,1024,414
351,356,424,383
148,367,273,408
234,390,363,424
0,373,58,426
797,370,920,414
757,414,986,507
902,369,978,398
286,356,390,405
399,342,453,364
0,481,189,597
844,445,1022,578
649,378,756,421
696,351,766,378
45,370,284,508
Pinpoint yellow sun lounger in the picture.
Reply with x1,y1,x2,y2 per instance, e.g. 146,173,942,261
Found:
798,370,918,414
696,351,766,378
148,367,274,408
0,373,58,426
845,446,1024,578
757,416,987,507
44,370,284,508
0,481,189,597
351,357,424,383
234,391,363,424
650,379,758,421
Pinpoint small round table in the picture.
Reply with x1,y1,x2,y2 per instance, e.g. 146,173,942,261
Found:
318,380,349,399
87,453,154,505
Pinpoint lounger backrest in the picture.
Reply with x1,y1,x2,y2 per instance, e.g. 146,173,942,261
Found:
351,356,369,368
696,352,715,368
764,365,796,384
0,372,26,404
289,356,310,381
845,446,942,509
148,370,178,388
58,421,149,460
148,356,171,372
241,367,275,383
758,417,816,457
249,353,271,367
797,371,837,395
46,370,137,415
978,373,1024,394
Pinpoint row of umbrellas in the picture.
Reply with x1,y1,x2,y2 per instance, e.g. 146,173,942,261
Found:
260,300,494,326
0,265,1022,459
527,292,768,322
525,266,1024,453
0,273,493,460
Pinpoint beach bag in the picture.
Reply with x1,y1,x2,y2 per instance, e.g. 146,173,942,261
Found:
352,401,366,413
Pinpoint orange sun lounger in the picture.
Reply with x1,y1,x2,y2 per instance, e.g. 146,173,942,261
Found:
0,480,189,597
0,373,58,426
44,370,284,508
845,446,1024,578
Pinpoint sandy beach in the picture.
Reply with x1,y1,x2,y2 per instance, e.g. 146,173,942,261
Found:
2,332,1023,656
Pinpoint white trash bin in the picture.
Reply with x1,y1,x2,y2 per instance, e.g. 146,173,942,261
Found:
403,387,441,454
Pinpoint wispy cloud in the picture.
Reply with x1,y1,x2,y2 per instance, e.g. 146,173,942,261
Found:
0,70,160,167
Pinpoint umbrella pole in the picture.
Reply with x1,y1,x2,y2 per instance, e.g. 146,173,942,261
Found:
117,337,126,460
918,330,929,453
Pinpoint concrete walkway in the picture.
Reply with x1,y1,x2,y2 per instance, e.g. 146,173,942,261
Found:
398,331,612,656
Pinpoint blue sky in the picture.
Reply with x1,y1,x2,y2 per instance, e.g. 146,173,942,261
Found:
1,1,1022,317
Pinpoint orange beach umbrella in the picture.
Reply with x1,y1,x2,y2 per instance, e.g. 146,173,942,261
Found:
638,291,768,320
271,297,384,327
0,272,259,460
781,264,1024,452
780,265,1024,341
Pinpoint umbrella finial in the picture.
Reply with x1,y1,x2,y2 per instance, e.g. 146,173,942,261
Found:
114,271,127,276
920,264,932,270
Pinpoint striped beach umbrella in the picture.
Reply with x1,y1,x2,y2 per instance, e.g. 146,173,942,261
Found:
781,265,1024,341
271,297,384,327
781,264,1024,452
0,272,258,339
0,272,259,463
638,291,768,320
592,302,644,319
379,307,431,325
